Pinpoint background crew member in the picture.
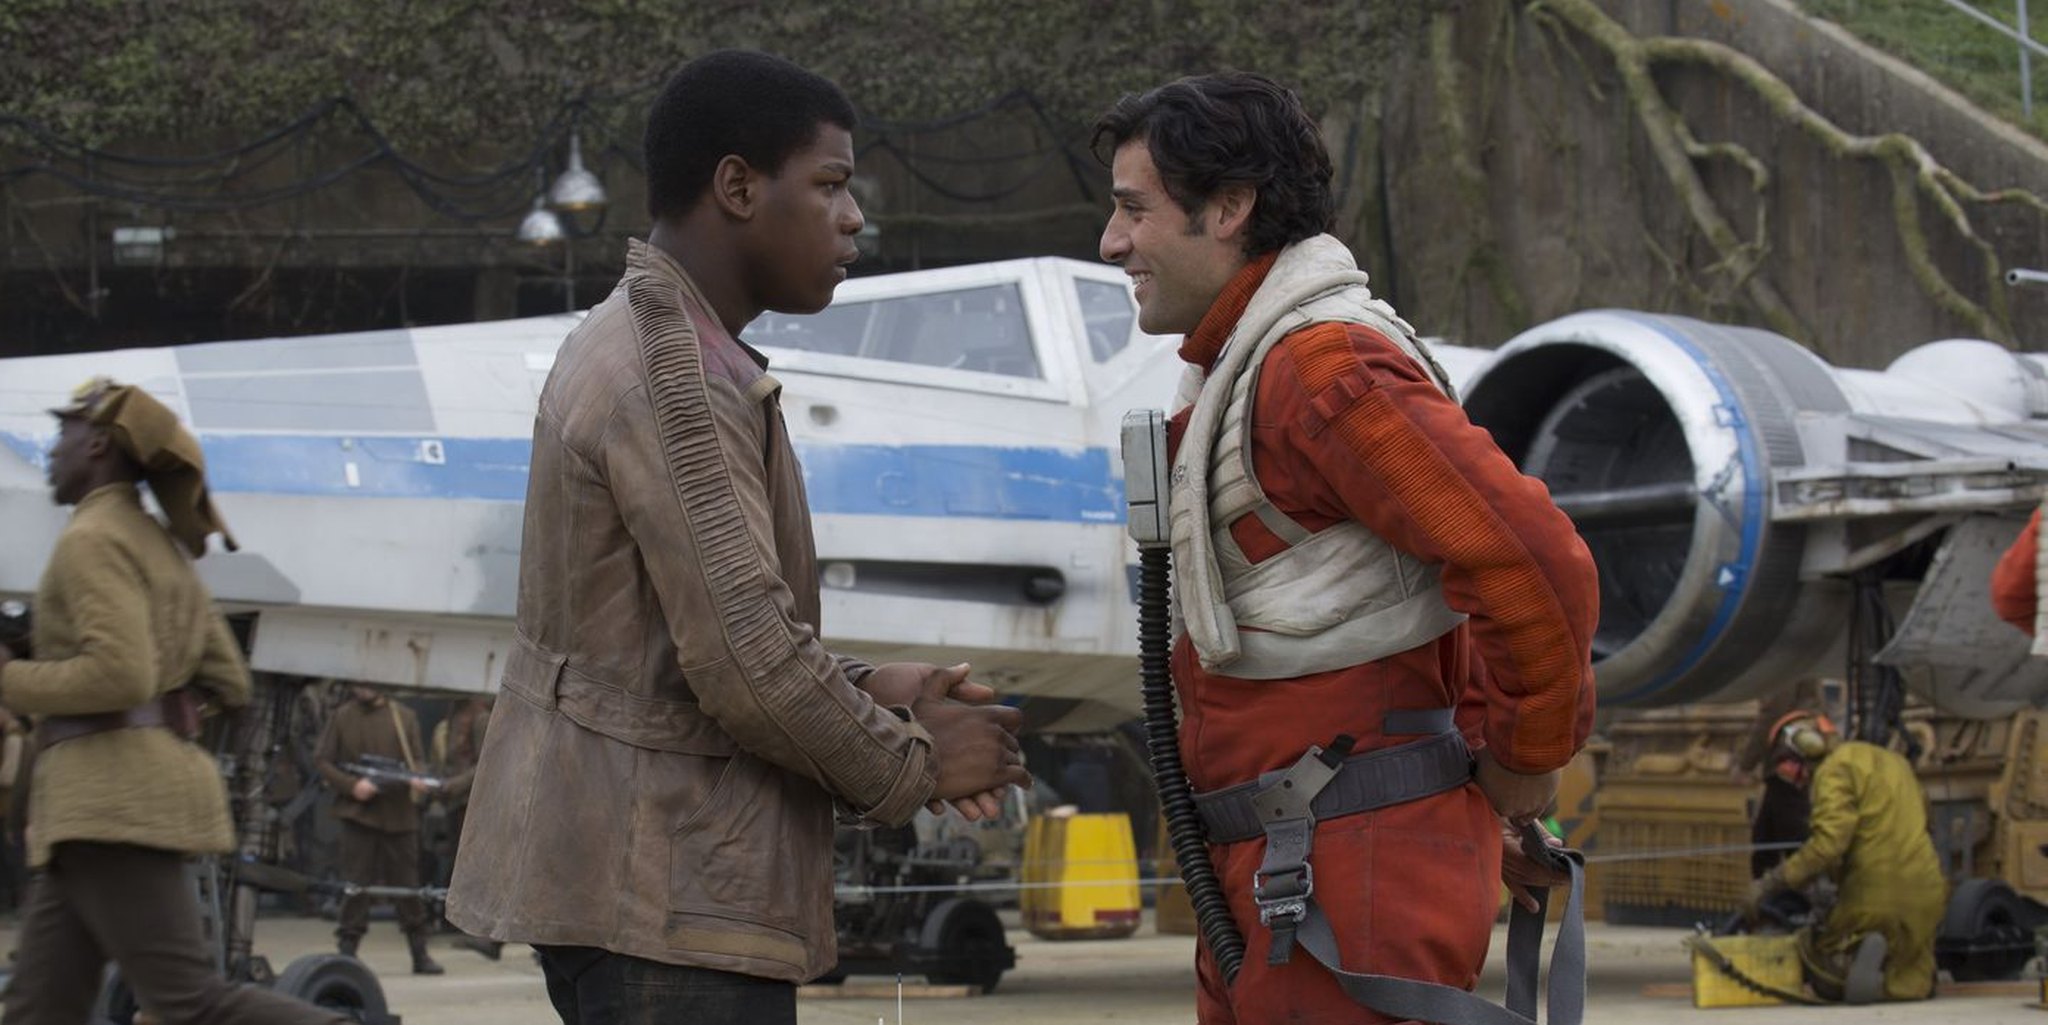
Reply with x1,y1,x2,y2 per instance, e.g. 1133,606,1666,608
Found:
314,683,445,975
1743,713,1944,1003
0,378,347,1025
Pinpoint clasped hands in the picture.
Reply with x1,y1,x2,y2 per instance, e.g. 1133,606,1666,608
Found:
860,662,1029,822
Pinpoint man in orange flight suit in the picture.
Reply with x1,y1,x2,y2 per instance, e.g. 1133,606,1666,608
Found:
1992,505,2043,638
1094,73,1600,1022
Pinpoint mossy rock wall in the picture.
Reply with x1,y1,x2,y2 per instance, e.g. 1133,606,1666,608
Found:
1367,0,2048,364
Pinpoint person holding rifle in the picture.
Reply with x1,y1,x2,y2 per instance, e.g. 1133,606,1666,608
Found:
313,682,444,975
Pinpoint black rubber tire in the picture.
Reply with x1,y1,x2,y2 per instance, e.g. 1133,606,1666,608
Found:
920,898,1010,994
275,953,390,1020
1938,879,2034,982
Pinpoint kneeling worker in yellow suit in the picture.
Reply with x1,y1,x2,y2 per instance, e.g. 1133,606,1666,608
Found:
1743,712,1945,1003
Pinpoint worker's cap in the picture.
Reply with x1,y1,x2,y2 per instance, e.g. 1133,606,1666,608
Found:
48,375,119,421
44,375,236,556
44,376,193,465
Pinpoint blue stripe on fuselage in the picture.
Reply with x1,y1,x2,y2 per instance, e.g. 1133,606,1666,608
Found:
801,443,1123,522
0,433,40,467
0,430,1125,523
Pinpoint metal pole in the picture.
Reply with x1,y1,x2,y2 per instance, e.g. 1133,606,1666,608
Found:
564,239,576,314
85,153,101,322
1938,0,2048,60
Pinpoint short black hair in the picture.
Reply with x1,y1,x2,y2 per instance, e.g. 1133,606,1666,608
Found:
1092,72,1334,256
643,50,858,220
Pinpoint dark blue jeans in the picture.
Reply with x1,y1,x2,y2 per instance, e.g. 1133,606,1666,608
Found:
535,945,796,1025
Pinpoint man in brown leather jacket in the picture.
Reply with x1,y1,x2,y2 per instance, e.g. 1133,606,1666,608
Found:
446,52,1031,1025
313,683,443,974
0,379,346,1025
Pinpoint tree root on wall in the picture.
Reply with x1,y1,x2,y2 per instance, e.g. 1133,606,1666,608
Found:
1433,9,1532,333
1531,0,2046,348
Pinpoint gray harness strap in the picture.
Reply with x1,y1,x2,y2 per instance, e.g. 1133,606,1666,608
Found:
1204,708,1588,1025
1195,730,1474,844
1384,706,1456,736
1293,824,1587,1025
1246,742,1340,962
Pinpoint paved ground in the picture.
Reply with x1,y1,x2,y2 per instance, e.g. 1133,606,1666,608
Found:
4,912,2044,1023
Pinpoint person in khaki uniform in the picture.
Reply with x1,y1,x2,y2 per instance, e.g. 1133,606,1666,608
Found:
446,52,1032,1025
0,706,26,911
0,378,346,1025
1743,713,1946,1004
431,697,504,961
429,695,492,876
312,683,443,974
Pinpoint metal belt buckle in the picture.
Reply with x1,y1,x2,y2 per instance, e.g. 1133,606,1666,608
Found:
1253,862,1313,926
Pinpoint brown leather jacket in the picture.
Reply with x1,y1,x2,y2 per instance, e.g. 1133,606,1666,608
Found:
446,241,938,982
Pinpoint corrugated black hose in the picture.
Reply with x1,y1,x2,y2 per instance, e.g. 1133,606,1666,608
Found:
1137,546,1246,984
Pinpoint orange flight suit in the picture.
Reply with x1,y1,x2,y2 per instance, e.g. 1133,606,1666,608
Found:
1991,507,2040,635
1167,254,1599,1024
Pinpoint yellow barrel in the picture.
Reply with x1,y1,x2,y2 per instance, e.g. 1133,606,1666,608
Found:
1152,809,1199,935
1022,810,1142,940
1155,881,1198,935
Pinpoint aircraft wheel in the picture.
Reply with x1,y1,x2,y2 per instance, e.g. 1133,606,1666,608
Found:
275,953,390,1021
1937,879,2035,982
920,898,1010,994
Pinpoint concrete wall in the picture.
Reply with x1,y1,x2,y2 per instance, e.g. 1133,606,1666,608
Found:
1372,0,2048,366
6,0,2044,364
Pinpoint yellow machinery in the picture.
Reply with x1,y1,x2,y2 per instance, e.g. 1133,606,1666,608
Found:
1022,810,1142,940
1551,745,1605,922
1593,702,2048,985
1595,706,1755,925
1689,934,1804,1008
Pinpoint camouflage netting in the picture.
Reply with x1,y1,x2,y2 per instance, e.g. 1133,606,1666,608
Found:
0,0,1446,149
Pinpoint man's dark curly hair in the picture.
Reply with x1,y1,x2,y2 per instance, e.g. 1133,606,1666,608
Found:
1092,72,1334,256
643,50,857,220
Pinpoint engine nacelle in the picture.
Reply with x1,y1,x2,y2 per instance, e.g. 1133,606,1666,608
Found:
1462,310,2048,716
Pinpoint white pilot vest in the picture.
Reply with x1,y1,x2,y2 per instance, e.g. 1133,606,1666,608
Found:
1169,234,1467,679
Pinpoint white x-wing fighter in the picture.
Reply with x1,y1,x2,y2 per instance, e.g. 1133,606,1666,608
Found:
1,260,2043,727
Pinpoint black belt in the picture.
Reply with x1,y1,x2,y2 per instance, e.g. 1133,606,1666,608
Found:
38,690,198,749
1193,728,1474,844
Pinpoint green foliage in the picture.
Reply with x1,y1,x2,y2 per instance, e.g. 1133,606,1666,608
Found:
1795,0,2047,138
0,0,1443,149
